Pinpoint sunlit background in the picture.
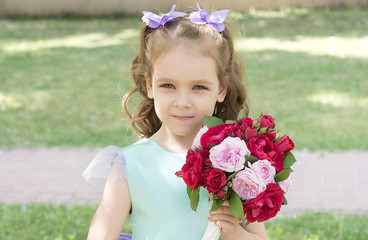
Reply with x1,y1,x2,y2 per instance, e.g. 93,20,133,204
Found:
0,4,368,240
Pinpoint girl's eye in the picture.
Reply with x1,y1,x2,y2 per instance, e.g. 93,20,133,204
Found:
193,85,208,90
160,84,175,89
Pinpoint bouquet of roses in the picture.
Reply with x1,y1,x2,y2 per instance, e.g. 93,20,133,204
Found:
176,114,296,240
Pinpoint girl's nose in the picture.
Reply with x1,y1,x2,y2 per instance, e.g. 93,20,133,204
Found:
174,91,192,109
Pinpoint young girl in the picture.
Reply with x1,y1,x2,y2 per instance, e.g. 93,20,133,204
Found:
83,4,268,240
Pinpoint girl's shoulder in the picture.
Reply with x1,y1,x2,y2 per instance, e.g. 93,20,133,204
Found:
120,138,162,161
121,138,152,152
121,138,185,162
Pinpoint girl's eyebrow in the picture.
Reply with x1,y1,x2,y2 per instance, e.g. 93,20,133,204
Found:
156,78,214,85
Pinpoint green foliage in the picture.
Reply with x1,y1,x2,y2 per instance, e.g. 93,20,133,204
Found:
0,203,131,239
203,115,224,128
283,152,296,169
244,155,258,165
211,198,226,212
229,191,244,218
187,186,200,212
265,212,368,240
0,9,367,150
2,203,366,240
274,168,293,182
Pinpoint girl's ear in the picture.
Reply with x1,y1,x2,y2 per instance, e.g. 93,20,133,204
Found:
216,86,227,103
145,72,153,99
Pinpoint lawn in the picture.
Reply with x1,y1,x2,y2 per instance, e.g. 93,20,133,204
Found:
1,203,367,240
1,8,367,150
0,7,367,240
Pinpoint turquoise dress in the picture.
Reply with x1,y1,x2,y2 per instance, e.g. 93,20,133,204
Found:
122,138,211,240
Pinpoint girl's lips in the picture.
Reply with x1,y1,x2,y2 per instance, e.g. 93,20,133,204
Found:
172,115,193,121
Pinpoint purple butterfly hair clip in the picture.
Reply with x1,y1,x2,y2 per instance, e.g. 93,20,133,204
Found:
189,3,229,32
142,4,187,28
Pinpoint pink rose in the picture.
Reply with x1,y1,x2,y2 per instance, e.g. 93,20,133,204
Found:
275,135,295,153
191,126,208,150
201,123,242,158
232,168,266,200
209,137,249,172
242,183,284,222
206,169,227,194
251,160,276,185
278,171,293,193
260,115,275,130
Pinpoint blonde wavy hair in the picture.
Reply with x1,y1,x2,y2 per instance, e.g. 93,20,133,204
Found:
122,17,249,138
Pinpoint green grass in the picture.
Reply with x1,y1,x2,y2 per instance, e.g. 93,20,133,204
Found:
0,203,131,240
0,203,367,240
265,212,368,240
0,8,367,150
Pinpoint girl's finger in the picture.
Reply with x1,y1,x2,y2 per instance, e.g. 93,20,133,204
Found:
208,213,239,225
215,220,237,234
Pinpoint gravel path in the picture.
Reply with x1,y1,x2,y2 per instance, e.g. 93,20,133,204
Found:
1,148,367,215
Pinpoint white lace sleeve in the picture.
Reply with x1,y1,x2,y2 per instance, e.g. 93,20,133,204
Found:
82,145,126,189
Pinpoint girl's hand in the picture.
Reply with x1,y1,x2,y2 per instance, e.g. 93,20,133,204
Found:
208,200,244,238
208,200,268,240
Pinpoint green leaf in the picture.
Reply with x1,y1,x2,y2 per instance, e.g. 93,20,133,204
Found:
245,155,258,164
227,172,237,181
211,198,226,211
283,152,297,169
203,115,223,128
225,120,236,124
283,195,288,206
189,187,200,212
274,168,292,182
187,186,192,199
259,127,267,134
229,191,244,218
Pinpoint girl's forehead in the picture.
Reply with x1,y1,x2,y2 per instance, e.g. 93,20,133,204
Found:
151,44,219,85
152,40,219,68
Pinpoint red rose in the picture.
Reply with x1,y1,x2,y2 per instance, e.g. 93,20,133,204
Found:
206,169,227,194
260,115,275,130
246,134,275,160
181,149,204,190
266,150,284,172
201,123,242,158
237,117,255,131
242,183,284,222
200,169,211,188
264,132,276,142
275,135,295,153
217,189,227,198
237,117,258,140
247,135,284,172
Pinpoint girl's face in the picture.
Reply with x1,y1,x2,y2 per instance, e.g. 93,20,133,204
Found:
146,43,227,141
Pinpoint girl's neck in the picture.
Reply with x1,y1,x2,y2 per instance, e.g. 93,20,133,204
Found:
149,127,196,154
